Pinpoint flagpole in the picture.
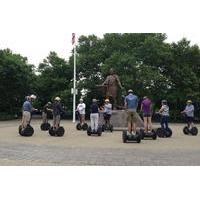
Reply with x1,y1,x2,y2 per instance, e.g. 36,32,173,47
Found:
72,39,76,123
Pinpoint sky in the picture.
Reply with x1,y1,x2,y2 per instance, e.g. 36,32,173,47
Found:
0,0,200,66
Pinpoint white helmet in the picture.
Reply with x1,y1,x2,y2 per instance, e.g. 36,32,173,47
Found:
55,97,61,101
30,94,37,99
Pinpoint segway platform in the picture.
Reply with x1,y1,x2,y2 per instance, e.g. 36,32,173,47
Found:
140,129,157,140
122,131,141,143
49,126,65,137
40,122,51,131
156,127,172,138
76,123,88,131
18,124,34,137
183,126,198,136
87,126,102,136
102,124,113,132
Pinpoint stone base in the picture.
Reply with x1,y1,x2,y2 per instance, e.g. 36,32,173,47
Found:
99,110,144,130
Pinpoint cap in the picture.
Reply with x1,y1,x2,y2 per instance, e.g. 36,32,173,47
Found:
128,89,133,93
187,100,192,103
55,97,61,101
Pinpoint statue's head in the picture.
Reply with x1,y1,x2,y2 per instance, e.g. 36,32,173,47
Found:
109,68,115,75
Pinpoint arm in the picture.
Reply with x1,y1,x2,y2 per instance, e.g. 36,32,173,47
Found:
115,75,123,89
158,106,164,113
140,102,143,112
102,76,109,86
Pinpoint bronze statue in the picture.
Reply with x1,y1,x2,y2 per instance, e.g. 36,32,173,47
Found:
101,68,123,108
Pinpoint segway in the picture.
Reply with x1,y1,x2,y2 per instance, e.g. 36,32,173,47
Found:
18,124,34,137
76,111,88,131
122,130,141,143
183,126,198,136
76,123,88,131
140,129,157,140
49,125,65,137
87,126,102,136
40,122,51,131
102,123,113,132
156,127,172,138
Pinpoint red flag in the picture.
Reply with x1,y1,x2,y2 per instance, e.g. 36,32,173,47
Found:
72,33,75,45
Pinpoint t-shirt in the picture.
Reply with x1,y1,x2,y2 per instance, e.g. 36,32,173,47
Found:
104,103,112,115
160,105,169,116
125,94,138,110
77,103,86,115
90,103,99,114
52,102,64,116
43,104,51,114
184,104,194,117
141,99,151,113
23,100,32,112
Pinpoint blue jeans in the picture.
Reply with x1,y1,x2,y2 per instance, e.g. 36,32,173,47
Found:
160,116,169,129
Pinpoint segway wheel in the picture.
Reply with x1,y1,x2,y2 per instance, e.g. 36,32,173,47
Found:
102,124,105,132
18,125,22,135
76,123,82,130
152,129,157,140
87,126,92,136
156,128,165,137
109,124,113,132
97,127,102,136
165,127,172,137
183,126,189,135
49,127,56,136
140,129,144,140
56,127,65,137
191,127,198,136
122,131,127,143
82,123,88,131
136,131,141,143
19,124,34,137
40,123,50,131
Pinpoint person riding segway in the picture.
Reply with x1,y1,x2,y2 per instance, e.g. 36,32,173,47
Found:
101,99,113,132
40,102,52,131
122,89,141,143
19,95,37,136
181,100,198,135
156,100,172,138
76,99,88,131
140,96,157,140
48,97,65,137
87,99,102,136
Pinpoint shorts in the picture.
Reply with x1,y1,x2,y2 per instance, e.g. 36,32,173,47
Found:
186,116,194,123
143,113,151,117
103,113,111,121
127,110,137,123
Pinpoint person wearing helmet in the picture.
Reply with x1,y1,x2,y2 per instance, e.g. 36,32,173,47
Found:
42,102,52,124
103,98,112,127
21,95,37,130
124,89,138,135
76,99,86,126
90,99,99,133
140,96,152,133
181,100,195,129
52,97,65,130
158,100,169,129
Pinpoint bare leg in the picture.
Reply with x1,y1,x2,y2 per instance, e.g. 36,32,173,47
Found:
148,117,152,131
132,122,136,133
128,122,132,133
144,117,148,133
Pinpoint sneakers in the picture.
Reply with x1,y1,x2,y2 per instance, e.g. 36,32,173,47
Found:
126,131,132,136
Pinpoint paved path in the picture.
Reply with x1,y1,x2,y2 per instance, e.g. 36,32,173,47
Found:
0,120,200,165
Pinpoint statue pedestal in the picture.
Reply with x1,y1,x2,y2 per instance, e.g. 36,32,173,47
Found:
99,110,144,130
